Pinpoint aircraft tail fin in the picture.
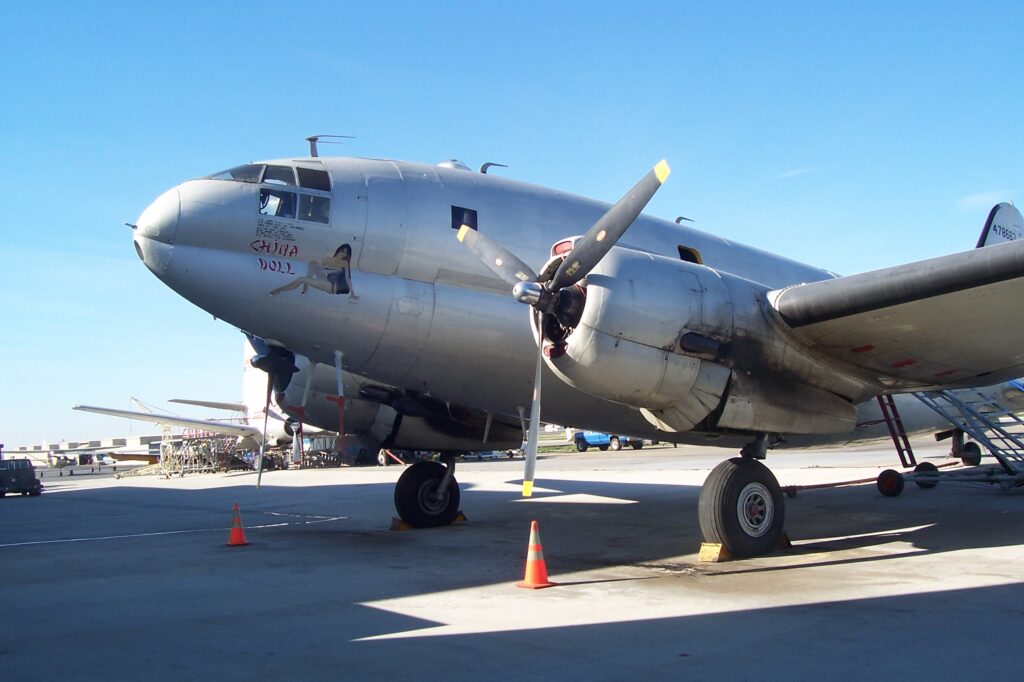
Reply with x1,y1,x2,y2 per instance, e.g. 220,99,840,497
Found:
976,203,1022,248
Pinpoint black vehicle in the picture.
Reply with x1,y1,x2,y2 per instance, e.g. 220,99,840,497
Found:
0,459,44,497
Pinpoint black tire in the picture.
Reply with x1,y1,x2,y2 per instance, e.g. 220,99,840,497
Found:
914,461,939,489
961,441,982,467
609,437,621,451
630,441,643,450
598,445,609,451
877,469,904,497
698,457,785,558
575,441,587,452
377,450,390,467
394,461,461,528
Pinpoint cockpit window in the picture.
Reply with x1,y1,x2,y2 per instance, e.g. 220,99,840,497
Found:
207,164,263,183
259,189,296,218
262,165,296,186
298,195,330,224
297,167,331,191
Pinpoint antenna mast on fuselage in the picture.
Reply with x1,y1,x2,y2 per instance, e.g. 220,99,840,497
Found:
306,134,355,157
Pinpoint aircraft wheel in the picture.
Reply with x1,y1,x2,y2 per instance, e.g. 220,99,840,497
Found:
609,437,621,451
377,450,390,466
698,457,785,558
598,445,609,451
960,442,982,466
631,441,643,450
913,461,939,489
876,469,904,497
394,461,460,528
575,442,587,452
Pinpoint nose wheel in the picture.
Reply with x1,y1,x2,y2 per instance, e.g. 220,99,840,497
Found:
394,460,462,528
698,456,785,557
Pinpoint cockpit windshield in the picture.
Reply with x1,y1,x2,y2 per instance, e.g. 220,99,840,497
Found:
209,162,333,224
207,164,264,183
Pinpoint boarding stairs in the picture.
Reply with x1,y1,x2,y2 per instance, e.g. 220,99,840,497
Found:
909,388,1024,488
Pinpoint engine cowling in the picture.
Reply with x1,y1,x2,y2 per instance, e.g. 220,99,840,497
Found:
544,247,858,435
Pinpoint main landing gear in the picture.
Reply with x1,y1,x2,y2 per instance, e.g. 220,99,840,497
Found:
698,434,786,558
393,455,462,528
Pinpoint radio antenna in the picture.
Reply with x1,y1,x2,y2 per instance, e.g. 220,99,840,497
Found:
306,134,355,158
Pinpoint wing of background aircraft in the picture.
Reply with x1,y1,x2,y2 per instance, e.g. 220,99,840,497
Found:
168,399,247,412
770,233,1024,391
72,405,261,439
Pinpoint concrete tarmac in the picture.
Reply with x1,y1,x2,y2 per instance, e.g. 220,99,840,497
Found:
2,442,1022,680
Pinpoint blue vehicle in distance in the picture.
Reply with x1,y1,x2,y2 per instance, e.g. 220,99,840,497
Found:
573,431,644,452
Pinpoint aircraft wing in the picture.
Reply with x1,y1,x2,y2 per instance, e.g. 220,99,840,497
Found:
770,239,1024,391
168,399,247,412
73,405,261,438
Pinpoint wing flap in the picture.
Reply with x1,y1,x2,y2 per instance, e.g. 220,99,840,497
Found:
771,239,1024,390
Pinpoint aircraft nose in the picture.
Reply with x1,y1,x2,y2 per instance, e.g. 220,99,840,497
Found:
136,186,180,244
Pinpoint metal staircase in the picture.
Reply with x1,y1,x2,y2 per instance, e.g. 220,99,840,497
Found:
911,387,1024,487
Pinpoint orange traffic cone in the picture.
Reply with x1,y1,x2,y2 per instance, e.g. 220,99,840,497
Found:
226,502,250,547
517,520,556,589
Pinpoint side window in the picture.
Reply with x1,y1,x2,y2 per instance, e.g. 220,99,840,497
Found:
298,195,331,224
451,205,478,230
263,165,296,186
678,246,702,264
297,167,331,191
259,189,296,218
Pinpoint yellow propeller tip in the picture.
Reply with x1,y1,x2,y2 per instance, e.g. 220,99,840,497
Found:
456,224,471,242
654,159,671,184
522,480,534,497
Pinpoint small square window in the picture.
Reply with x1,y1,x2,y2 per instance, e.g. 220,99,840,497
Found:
451,206,477,230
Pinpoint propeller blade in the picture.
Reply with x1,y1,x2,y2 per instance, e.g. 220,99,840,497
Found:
522,312,544,497
256,374,271,489
549,160,670,290
456,224,539,286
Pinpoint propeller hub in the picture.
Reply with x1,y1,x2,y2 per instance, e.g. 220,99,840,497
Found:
513,281,543,305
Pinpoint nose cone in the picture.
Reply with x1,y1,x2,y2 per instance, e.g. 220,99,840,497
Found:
137,187,180,244
133,186,180,277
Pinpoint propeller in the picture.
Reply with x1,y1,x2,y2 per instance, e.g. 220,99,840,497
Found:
456,160,671,496
245,333,299,488
257,375,272,489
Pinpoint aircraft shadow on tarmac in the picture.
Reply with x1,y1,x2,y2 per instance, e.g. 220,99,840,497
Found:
350,582,1024,679
4,475,1024,679
11,471,1024,576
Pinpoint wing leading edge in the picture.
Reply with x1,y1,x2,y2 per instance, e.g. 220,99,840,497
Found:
73,405,261,439
770,238,1024,390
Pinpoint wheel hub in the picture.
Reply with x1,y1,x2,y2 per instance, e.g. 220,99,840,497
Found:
417,481,448,515
736,482,773,537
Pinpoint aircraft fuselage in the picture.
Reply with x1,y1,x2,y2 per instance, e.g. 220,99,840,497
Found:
133,156,945,446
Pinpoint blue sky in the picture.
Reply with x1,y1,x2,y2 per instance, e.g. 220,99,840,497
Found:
2,1,1022,447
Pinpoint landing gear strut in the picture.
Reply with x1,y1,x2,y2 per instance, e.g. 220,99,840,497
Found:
394,455,461,528
698,435,785,557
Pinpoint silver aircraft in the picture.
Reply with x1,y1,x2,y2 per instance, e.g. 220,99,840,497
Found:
126,152,1024,557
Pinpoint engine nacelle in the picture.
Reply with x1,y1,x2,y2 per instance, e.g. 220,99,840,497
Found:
546,247,858,435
